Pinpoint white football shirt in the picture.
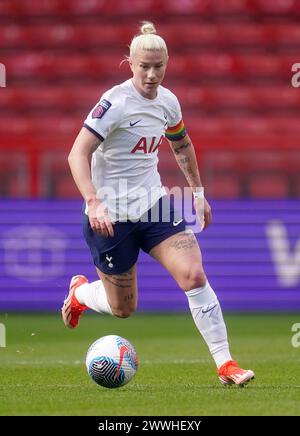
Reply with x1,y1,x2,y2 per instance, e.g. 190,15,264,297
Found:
84,79,182,221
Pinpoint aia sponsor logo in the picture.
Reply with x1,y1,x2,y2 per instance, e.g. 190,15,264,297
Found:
130,135,164,154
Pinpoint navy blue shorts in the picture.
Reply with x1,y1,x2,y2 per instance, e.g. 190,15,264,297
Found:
82,196,186,275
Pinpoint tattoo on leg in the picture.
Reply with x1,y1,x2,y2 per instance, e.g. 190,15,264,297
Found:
124,293,134,302
104,276,132,288
169,234,197,251
104,267,135,289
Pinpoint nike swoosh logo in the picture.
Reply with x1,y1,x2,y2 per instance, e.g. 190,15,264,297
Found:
202,304,217,314
129,120,142,127
173,219,183,226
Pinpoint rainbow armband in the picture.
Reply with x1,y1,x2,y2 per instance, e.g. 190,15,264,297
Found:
165,119,187,141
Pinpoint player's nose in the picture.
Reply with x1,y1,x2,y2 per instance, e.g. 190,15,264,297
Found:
147,68,156,80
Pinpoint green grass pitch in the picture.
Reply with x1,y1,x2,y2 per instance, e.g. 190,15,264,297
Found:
0,312,299,416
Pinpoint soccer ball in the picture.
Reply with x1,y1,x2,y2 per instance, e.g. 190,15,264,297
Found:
86,335,138,388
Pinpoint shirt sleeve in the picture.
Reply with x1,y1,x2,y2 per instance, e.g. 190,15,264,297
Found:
165,94,187,141
83,92,122,142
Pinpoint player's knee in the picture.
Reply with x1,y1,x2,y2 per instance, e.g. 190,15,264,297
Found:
177,266,207,291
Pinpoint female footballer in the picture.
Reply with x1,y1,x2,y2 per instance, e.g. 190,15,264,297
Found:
62,22,254,386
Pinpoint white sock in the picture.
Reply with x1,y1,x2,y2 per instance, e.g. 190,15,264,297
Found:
75,280,113,315
186,281,232,368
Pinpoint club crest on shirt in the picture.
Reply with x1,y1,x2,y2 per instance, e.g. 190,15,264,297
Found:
92,99,112,119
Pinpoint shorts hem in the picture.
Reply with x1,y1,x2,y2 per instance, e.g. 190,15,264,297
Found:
142,225,186,254
93,260,137,276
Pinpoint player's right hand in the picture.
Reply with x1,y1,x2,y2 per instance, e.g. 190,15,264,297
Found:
87,199,115,238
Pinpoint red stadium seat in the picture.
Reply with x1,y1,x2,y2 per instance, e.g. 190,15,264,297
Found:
251,86,300,109
68,86,106,110
218,23,268,45
1,1,299,199
63,0,112,16
3,53,128,80
34,116,81,136
173,85,298,110
271,117,300,134
273,24,300,45
39,151,77,197
0,117,34,136
284,152,300,172
163,0,211,14
187,117,226,135
53,175,81,198
165,55,189,77
210,0,254,14
203,151,243,198
0,25,78,48
26,24,78,47
161,22,299,48
207,174,241,199
187,53,235,77
20,88,68,110
0,26,25,48
0,115,81,136
161,23,219,47
1,24,135,49
12,0,67,17
0,0,17,17
1,87,61,112
249,174,289,198
0,152,30,197
0,86,102,112
91,54,131,78
193,135,300,152
64,0,163,16
256,0,294,14
162,22,272,47
75,24,134,47
187,115,300,135
205,151,241,171
237,54,293,79
243,153,285,171
0,88,20,109
3,46,294,84
6,53,130,80
187,116,266,135
1,23,285,50
204,87,255,108
296,178,300,197
5,53,57,79
50,55,93,78
112,0,164,15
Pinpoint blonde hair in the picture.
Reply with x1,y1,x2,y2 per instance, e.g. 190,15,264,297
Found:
129,22,168,59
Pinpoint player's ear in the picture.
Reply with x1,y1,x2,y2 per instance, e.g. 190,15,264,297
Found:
163,53,169,67
128,57,134,73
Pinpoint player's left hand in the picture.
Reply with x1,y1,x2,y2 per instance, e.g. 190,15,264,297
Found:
194,196,212,231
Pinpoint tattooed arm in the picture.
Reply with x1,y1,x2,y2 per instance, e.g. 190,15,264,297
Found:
168,134,212,229
168,134,203,192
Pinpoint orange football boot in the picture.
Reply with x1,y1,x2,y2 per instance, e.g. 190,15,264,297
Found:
218,360,255,387
61,275,88,329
